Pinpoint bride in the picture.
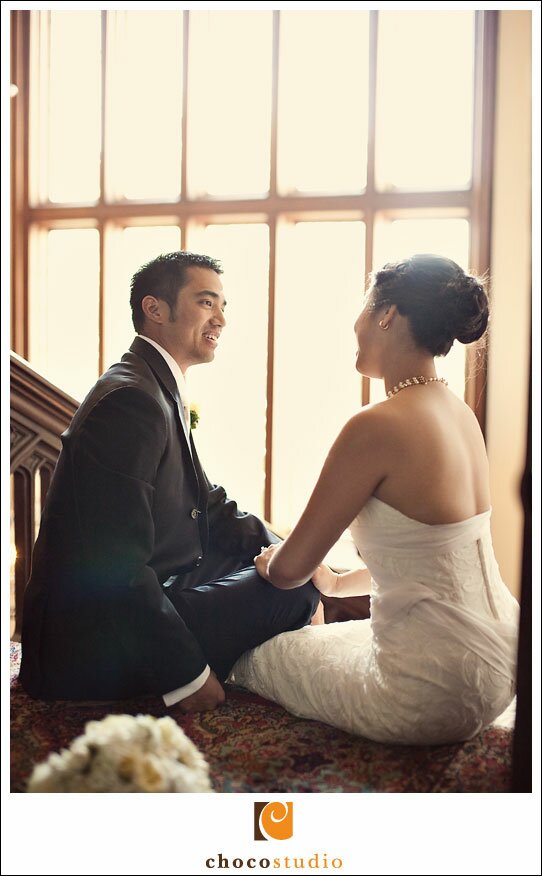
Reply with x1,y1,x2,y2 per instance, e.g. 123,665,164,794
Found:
231,254,519,746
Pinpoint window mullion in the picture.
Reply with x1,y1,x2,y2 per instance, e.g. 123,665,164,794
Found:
264,217,277,523
269,10,280,199
181,11,189,203
466,10,498,430
366,10,378,201
362,10,380,405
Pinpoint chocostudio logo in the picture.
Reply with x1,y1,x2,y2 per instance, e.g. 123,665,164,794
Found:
203,801,344,870
254,802,293,841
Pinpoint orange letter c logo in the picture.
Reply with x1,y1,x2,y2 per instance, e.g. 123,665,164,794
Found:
254,802,293,841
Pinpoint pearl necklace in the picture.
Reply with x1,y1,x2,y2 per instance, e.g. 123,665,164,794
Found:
386,376,448,398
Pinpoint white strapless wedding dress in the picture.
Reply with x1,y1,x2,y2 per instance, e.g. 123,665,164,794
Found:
231,497,519,745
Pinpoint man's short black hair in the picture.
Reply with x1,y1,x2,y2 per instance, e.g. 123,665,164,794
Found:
130,251,223,332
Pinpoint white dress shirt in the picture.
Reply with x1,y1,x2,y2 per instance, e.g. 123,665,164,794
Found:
138,335,211,706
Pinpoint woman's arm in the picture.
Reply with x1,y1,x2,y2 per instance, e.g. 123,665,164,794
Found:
311,564,372,598
262,407,388,589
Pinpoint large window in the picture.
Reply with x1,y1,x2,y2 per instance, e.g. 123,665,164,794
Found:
11,10,496,530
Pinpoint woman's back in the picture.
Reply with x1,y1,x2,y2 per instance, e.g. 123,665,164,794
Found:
370,384,491,524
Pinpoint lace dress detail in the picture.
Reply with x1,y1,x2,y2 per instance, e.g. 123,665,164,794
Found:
231,497,519,745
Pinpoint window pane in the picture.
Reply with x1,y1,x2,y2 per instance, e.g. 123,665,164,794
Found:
185,224,269,519
371,218,470,402
187,12,273,197
105,12,183,200
29,228,100,400
103,225,181,369
375,12,474,190
35,12,101,203
273,221,365,531
278,12,370,194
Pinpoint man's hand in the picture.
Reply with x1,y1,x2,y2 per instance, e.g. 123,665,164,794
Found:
171,671,225,715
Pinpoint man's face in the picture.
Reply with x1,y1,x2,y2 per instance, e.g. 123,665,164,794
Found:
163,266,227,372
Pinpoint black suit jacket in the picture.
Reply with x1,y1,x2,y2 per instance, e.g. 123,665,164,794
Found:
20,337,274,699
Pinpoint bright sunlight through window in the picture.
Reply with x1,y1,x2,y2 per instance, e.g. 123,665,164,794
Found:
26,10,486,530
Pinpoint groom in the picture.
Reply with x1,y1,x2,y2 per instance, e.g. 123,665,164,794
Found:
20,251,319,713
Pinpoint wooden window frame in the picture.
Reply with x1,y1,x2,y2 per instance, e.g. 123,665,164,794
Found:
10,9,498,521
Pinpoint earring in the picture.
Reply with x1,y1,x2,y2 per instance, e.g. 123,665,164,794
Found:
379,320,389,331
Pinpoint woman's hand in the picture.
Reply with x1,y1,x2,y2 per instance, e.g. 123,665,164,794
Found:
254,544,279,581
311,563,339,597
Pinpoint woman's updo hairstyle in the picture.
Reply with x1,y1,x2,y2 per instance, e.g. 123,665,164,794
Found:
370,254,489,356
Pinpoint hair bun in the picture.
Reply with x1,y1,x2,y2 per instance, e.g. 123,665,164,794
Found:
449,274,489,344
369,255,489,357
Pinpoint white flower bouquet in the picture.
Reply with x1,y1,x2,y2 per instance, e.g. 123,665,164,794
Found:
27,714,214,793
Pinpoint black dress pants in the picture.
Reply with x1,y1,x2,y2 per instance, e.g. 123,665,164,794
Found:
166,544,319,682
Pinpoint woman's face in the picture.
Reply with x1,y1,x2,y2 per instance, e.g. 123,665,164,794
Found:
354,289,384,377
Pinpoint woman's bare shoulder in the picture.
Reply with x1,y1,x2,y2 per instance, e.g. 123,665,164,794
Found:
343,399,402,437
335,401,403,463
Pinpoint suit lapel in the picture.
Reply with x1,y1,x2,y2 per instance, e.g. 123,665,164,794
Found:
127,337,210,551
128,336,194,462
190,434,209,503
129,336,178,398
130,338,209,510
190,434,210,547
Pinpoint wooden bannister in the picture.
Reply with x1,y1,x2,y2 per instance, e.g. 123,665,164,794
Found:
9,353,79,639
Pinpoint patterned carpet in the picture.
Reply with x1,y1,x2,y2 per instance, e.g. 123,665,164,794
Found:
10,642,513,793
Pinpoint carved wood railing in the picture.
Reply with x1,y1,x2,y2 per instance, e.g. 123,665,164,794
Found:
10,353,79,640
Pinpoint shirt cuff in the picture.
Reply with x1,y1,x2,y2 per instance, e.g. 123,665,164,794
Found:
162,665,211,707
